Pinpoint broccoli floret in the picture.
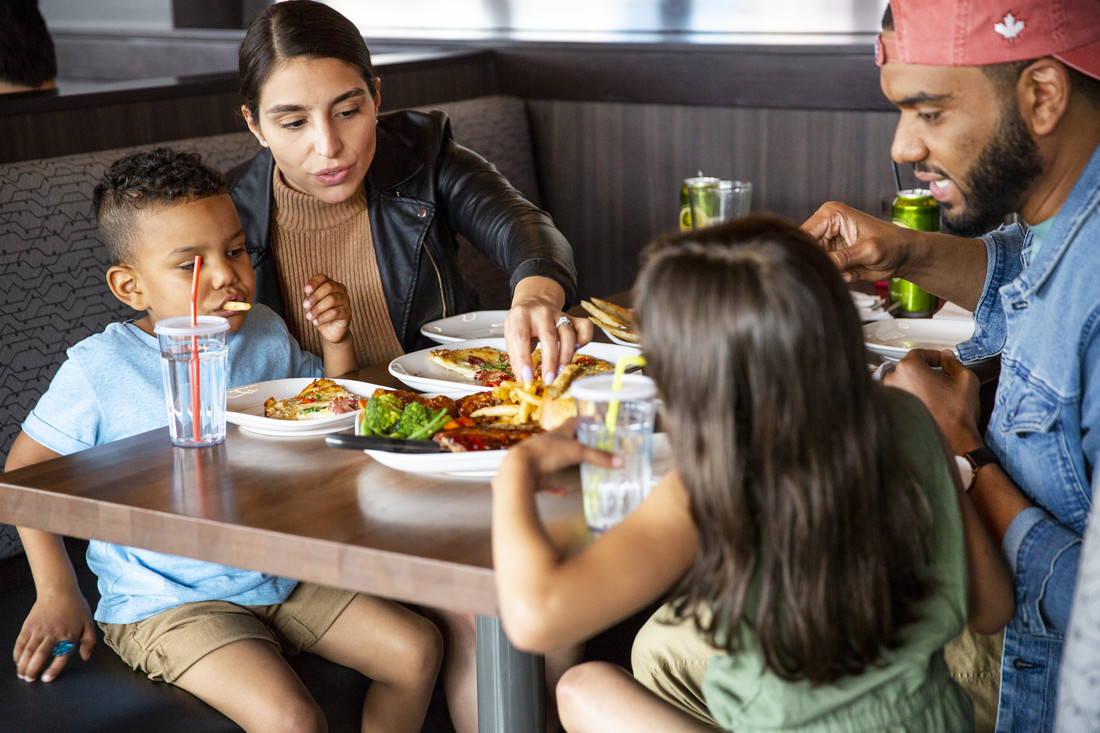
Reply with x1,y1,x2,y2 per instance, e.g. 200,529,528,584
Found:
394,401,430,438
405,407,451,440
359,394,403,436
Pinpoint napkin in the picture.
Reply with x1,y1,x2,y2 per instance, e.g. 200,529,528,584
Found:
932,301,973,321
852,291,893,322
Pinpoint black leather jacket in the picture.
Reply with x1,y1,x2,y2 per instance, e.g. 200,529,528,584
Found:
227,109,577,351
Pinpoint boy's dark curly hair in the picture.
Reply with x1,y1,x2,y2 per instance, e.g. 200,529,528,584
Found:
93,147,226,265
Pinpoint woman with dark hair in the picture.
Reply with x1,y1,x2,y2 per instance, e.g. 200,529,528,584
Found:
491,215,1015,731
230,0,589,382
229,3,587,729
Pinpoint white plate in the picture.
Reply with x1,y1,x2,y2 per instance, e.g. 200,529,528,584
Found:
226,378,383,436
365,447,508,478
366,432,672,480
596,325,640,347
863,318,974,362
420,310,509,344
388,338,643,396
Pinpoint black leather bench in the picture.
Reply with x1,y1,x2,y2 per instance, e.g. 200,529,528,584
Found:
0,540,428,733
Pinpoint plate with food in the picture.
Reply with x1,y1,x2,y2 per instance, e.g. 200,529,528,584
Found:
226,377,382,436
863,318,975,362
419,310,509,344
581,297,639,346
359,431,674,480
388,337,639,396
327,372,588,476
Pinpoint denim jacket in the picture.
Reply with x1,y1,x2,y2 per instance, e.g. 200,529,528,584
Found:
957,142,1100,732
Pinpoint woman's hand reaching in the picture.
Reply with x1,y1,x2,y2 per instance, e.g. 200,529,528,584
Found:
505,276,593,386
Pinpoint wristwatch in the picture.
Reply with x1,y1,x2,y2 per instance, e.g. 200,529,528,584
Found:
954,447,1000,492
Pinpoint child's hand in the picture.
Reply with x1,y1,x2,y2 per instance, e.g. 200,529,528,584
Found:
302,273,352,345
496,420,622,495
14,589,96,683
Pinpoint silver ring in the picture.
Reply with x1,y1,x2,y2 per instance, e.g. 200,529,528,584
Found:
555,316,571,329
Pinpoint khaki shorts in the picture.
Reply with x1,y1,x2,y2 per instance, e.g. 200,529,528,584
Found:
99,581,357,683
631,601,723,728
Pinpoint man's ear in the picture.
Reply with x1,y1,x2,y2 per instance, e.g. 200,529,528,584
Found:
1017,58,1071,137
242,105,268,148
107,265,148,311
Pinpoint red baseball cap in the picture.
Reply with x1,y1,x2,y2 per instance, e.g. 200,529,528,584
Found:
875,0,1100,82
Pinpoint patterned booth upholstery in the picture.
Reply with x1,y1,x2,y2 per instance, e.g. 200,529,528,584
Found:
0,95,541,732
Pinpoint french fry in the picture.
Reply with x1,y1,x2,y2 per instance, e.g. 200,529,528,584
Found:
546,363,581,399
513,389,542,407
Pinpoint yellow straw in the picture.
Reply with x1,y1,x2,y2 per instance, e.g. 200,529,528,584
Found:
605,354,647,433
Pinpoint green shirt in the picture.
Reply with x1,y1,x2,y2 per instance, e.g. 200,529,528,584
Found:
701,388,973,732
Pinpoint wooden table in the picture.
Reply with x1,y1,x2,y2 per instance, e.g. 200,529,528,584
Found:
0,362,594,733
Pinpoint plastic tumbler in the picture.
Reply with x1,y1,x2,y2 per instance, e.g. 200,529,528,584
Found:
720,179,753,219
571,374,657,532
154,316,229,447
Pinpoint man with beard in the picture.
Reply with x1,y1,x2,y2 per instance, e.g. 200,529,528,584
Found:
629,1,1100,732
800,2,1100,732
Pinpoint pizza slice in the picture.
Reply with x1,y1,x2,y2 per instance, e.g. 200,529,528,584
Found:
264,378,364,420
428,346,515,386
428,346,613,387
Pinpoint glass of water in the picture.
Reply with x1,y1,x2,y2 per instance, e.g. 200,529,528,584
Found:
154,316,229,447
571,374,657,533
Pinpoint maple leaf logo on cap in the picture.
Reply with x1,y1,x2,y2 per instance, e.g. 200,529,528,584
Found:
994,12,1025,42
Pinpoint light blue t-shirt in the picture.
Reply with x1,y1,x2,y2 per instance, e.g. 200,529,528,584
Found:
1025,217,1054,260
23,304,323,624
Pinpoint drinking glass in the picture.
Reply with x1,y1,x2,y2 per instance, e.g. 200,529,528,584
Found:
154,316,229,447
571,374,657,532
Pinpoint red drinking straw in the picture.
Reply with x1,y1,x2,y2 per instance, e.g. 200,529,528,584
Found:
189,256,202,443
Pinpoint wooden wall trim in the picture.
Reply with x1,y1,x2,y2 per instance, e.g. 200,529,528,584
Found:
494,43,891,111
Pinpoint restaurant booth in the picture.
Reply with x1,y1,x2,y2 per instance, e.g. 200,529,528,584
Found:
0,2,907,730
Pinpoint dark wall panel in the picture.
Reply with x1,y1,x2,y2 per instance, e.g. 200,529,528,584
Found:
527,100,901,298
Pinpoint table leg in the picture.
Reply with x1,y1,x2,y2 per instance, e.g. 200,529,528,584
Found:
476,615,545,733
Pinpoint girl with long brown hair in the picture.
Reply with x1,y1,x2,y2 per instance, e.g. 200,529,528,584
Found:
491,215,1014,731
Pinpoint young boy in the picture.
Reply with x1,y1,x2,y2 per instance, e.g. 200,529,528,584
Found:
7,148,442,733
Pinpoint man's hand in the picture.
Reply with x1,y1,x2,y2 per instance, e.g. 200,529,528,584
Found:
14,588,95,683
884,348,984,454
302,273,352,345
801,201,916,283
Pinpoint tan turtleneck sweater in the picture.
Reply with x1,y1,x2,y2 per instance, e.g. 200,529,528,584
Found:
270,168,405,367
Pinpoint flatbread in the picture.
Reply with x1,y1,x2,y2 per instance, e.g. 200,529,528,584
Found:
427,346,508,380
264,378,363,420
581,299,639,343
428,346,613,387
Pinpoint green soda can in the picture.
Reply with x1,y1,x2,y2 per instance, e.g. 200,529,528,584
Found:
889,189,940,317
680,176,721,231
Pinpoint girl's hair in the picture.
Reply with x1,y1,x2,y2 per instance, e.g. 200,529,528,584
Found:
636,215,932,684
239,0,377,123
